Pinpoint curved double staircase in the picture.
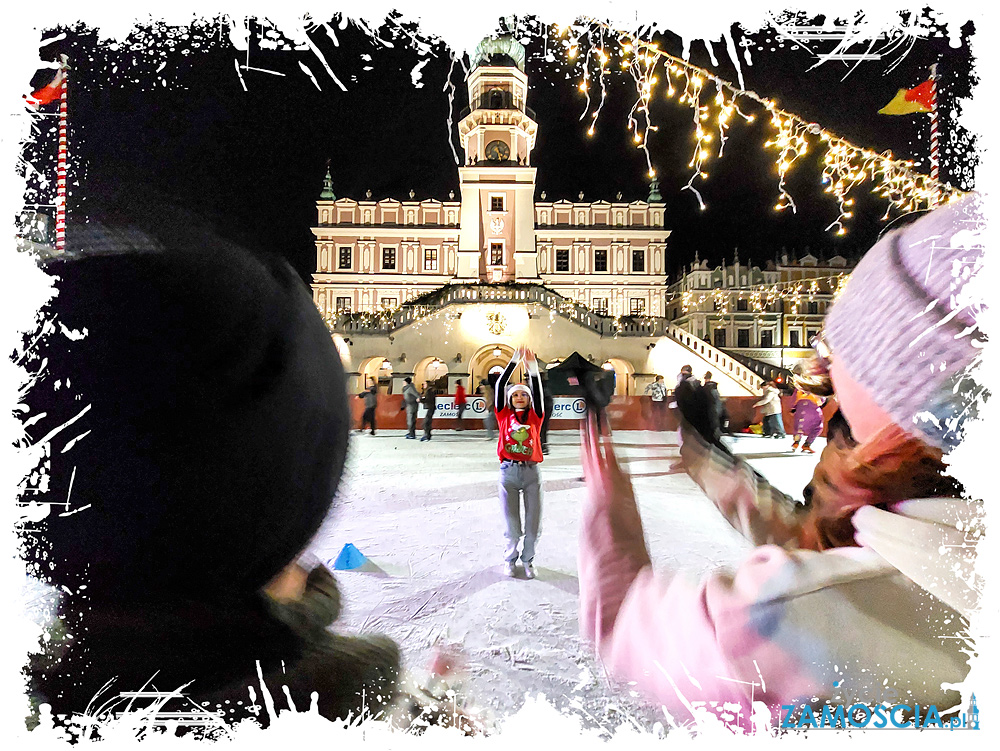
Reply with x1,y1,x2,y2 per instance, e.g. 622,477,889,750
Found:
331,283,763,395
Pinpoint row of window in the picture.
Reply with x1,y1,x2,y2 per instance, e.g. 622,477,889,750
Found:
337,246,440,272
710,329,820,348
670,300,824,317
537,212,653,228
579,298,647,315
333,245,653,274
709,300,822,313
553,248,647,273
334,297,400,313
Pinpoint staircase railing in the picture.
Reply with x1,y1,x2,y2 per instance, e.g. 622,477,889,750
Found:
331,283,762,391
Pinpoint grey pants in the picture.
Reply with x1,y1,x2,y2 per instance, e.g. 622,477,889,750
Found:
499,460,541,564
406,405,418,437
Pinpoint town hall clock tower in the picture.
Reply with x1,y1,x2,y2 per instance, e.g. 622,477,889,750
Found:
456,35,539,283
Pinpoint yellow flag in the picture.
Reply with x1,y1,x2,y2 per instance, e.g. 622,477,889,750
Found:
879,81,934,115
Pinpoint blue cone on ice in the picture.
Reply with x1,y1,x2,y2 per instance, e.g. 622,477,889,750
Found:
333,543,368,570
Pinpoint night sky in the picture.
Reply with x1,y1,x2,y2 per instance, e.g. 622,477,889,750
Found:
23,11,977,283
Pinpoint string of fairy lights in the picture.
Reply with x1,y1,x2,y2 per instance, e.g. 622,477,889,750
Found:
673,272,850,315
318,21,948,342
560,19,965,234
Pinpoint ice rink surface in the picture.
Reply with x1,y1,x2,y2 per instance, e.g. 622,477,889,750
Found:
308,428,824,727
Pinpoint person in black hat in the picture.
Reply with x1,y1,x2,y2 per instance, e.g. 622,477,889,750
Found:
20,195,399,730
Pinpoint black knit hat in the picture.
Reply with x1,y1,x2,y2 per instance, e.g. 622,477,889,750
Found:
22,203,351,603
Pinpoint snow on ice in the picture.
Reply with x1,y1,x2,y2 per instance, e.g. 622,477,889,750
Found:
307,428,824,727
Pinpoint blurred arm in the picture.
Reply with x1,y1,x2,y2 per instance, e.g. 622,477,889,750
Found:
525,350,544,419
680,418,804,547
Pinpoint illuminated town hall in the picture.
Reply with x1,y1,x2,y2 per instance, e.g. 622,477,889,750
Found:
312,35,768,398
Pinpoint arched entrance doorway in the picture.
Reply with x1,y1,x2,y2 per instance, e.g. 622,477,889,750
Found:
358,356,394,394
602,357,636,395
469,343,516,391
414,356,449,391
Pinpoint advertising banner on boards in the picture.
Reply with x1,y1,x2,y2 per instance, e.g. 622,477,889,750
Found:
417,396,588,419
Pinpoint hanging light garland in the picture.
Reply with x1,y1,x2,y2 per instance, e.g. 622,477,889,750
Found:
568,19,964,233
674,272,850,314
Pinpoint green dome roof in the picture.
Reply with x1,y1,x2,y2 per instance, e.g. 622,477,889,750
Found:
472,34,526,72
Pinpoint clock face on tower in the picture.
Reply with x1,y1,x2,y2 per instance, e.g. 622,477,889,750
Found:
484,140,510,162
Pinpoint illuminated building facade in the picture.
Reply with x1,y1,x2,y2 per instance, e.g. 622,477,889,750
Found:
313,35,763,399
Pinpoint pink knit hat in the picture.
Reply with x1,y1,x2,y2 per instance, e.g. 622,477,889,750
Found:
824,194,987,451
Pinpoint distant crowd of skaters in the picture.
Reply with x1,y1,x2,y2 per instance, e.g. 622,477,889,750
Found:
360,362,828,455
356,372,555,450
642,365,828,454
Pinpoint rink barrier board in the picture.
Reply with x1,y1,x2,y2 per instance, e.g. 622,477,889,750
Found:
350,394,838,436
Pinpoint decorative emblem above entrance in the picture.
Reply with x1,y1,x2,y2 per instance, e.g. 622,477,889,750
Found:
486,312,507,335
489,217,504,235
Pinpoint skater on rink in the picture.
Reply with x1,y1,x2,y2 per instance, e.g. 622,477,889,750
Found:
643,374,668,429
454,379,467,431
753,380,787,438
402,376,420,439
789,381,827,454
577,196,984,725
480,378,498,440
357,383,378,435
494,346,546,579
420,381,438,441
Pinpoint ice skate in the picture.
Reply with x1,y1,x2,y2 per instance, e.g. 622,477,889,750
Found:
522,562,536,580
502,561,517,578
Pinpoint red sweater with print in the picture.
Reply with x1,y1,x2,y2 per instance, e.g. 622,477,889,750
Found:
493,350,546,464
496,407,544,463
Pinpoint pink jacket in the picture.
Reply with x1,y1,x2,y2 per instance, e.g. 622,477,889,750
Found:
578,430,978,725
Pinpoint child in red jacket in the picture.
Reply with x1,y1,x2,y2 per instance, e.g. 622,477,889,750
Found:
494,346,545,579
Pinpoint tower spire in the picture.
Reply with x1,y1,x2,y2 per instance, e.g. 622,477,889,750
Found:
320,163,336,200
647,177,662,202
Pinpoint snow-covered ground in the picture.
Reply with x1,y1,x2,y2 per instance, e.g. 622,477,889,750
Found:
308,429,825,728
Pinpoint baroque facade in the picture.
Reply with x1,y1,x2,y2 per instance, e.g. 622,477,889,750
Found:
665,251,853,372
312,35,764,400
311,35,669,320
